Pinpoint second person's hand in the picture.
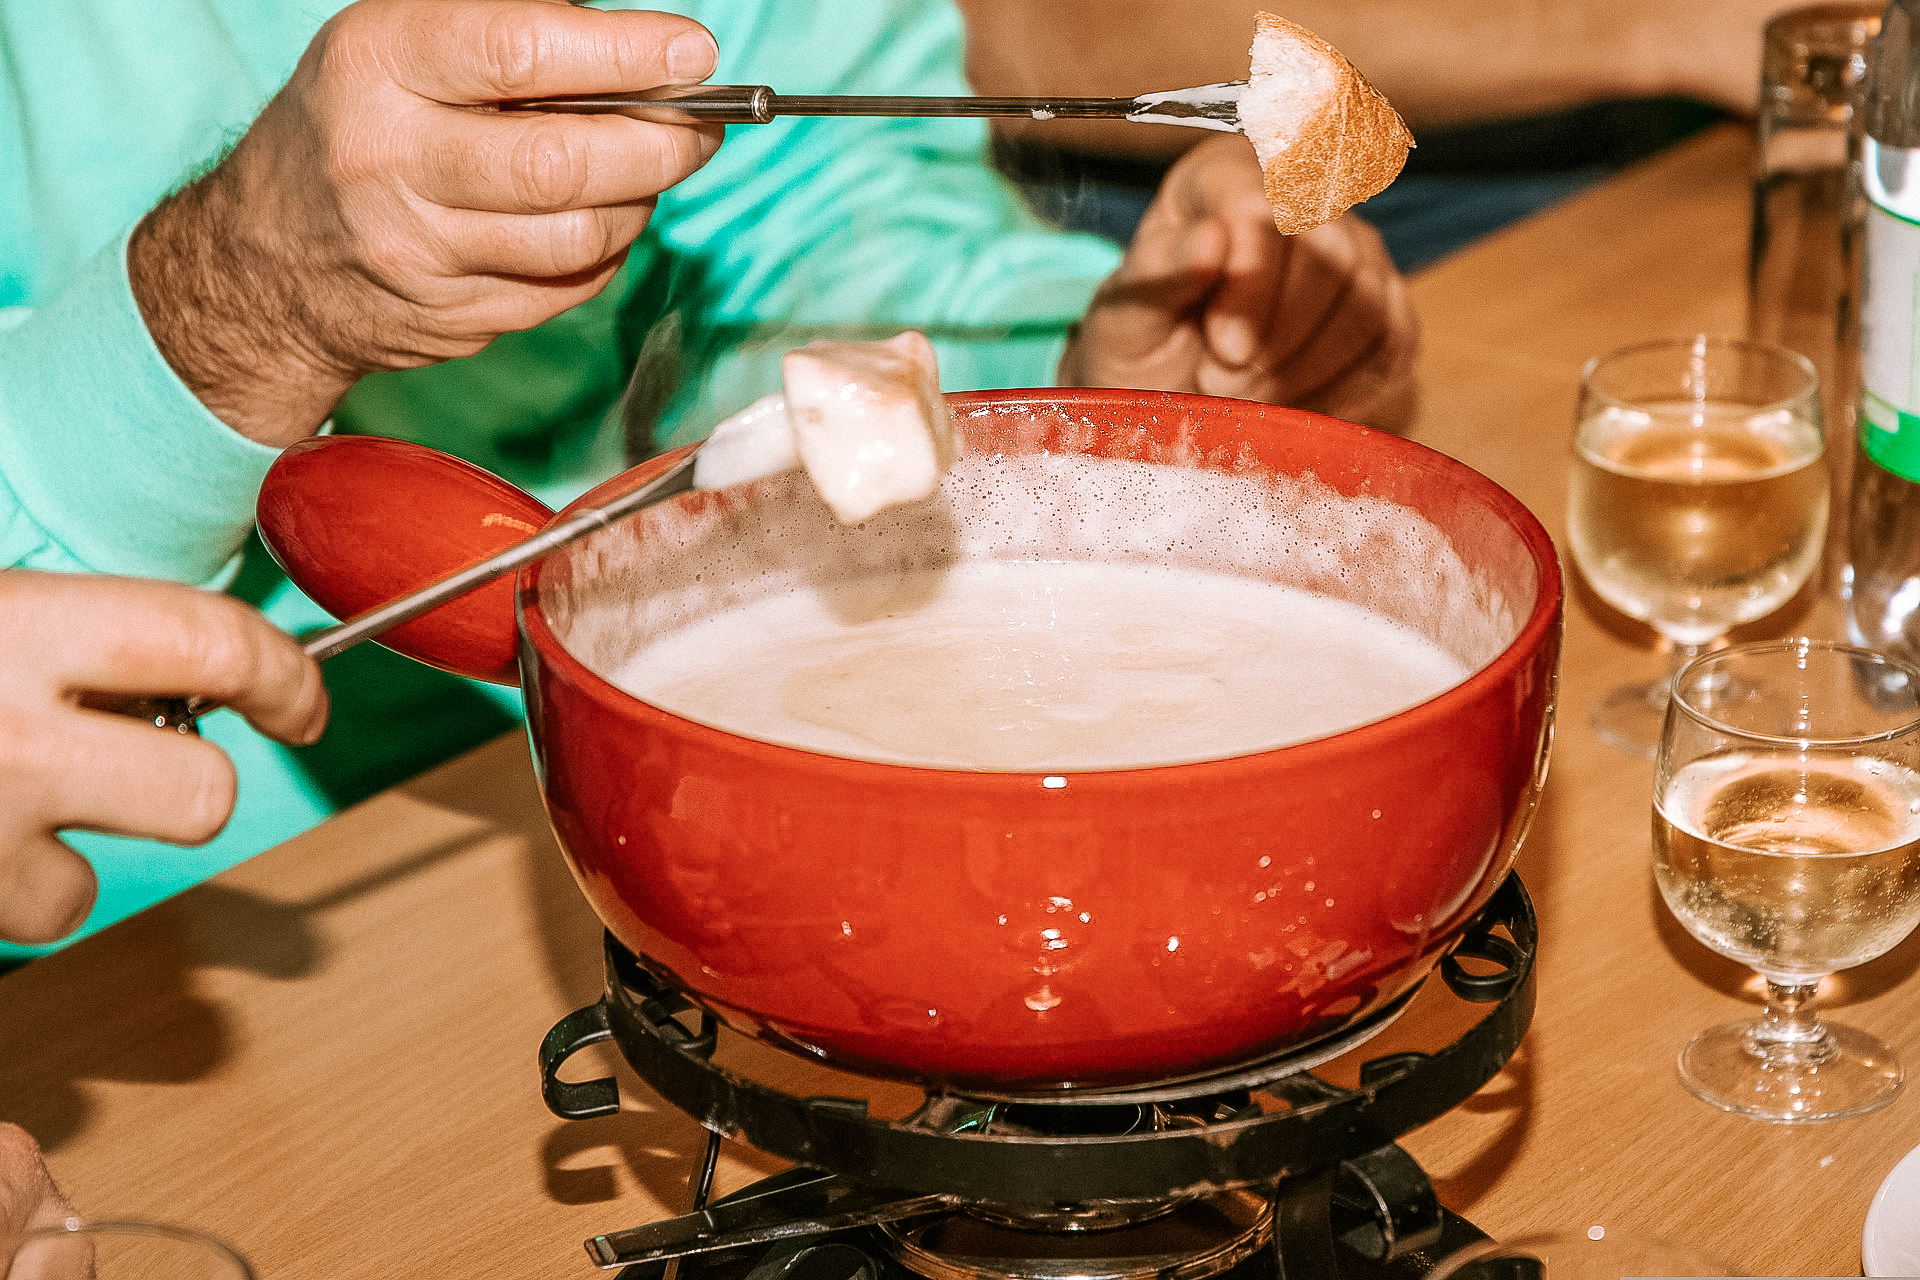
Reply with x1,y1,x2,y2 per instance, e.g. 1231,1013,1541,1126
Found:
1059,133,1418,431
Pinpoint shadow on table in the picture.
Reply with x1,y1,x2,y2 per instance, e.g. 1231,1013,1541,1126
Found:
0,902,241,1144
1426,1038,1536,1216
0,820,503,1155
407,746,793,1216
0,895,296,1151
537,1099,788,1216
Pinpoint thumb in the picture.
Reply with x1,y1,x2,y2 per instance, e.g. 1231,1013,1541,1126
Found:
1066,220,1225,386
1094,216,1229,356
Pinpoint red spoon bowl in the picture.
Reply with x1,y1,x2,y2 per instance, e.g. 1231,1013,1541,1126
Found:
257,435,557,684
516,389,1563,1090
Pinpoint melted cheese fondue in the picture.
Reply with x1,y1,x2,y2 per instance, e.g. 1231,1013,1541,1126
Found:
607,560,1467,771
554,451,1518,774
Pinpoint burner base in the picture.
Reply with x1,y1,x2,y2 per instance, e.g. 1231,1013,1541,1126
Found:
883,1185,1270,1280
548,876,1535,1280
603,1182,1484,1280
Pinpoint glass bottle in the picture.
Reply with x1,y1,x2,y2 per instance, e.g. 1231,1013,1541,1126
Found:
1747,5,1878,590
1847,0,1920,661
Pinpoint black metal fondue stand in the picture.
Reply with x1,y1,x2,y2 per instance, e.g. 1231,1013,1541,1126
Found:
539,875,1536,1280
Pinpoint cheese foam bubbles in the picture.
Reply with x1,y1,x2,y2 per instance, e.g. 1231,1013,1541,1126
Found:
549,450,1519,771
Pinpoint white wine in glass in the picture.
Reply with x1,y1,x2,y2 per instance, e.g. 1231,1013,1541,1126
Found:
1655,753,1920,975
1567,336,1826,757
1655,640,1920,1122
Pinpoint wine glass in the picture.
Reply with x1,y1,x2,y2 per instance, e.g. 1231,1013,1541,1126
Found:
1655,639,1920,1122
8,1217,255,1278
1567,335,1827,757
1428,1229,1740,1280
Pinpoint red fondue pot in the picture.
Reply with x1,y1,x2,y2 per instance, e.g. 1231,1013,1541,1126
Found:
515,389,1560,1091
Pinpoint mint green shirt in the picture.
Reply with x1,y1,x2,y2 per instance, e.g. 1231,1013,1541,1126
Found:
0,0,1122,955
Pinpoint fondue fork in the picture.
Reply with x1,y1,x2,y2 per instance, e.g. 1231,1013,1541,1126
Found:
142,395,794,730
298,387,799,663
296,450,696,665
506,82,1248,134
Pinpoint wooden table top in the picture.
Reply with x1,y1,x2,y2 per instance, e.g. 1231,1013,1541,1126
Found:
5,121,1909,1279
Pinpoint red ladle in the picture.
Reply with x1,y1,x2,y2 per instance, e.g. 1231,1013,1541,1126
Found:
255,434,696,685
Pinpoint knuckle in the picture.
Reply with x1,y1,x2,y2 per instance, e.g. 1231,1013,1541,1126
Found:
306,7,360,78
0,1121,64,1213
352,223,436,298
1334,212,1388,253
322,113,393,193
1385,295,1421,359
526,208,620,279
0,707,55,789
308,7,395,121
174,598,268,694
129,589,297,713
1303,219,1366,271
0,1123,40,1165
478,8,548,100
507,120,593,214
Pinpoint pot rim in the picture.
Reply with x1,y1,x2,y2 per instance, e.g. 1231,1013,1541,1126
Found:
517,388,1562,783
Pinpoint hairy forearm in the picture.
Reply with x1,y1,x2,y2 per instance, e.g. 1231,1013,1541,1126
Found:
128,157,359,449
958,0,1783,156
123,0,723,452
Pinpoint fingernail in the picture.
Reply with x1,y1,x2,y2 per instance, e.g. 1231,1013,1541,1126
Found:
668,30,718,81
299,689,330,746
1212,316,1256,367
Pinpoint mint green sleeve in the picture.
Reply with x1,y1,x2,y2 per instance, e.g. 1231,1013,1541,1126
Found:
637,0,1126,445
0,227,280,583
0,0,306,586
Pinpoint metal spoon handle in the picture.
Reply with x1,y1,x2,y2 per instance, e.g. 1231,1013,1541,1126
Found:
301,450,699,663
506,82,1244,130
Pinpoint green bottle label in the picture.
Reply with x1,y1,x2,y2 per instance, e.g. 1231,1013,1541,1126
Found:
1862,139,1920,482
1861,389,1920,479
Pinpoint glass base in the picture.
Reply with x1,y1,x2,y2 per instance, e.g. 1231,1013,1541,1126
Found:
1430,1231,1739,1280
1588,679,1667,759
1677,1018,1902,1122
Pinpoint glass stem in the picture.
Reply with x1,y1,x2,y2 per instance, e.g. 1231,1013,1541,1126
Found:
1750,977,1839,1065
1665,639,1707,687
1650,639,1709,709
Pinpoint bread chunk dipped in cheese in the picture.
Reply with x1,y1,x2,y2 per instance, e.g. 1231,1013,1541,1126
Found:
689,331,958,525
1238,11,1412,235
688,390,799,493
782,331,957,524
